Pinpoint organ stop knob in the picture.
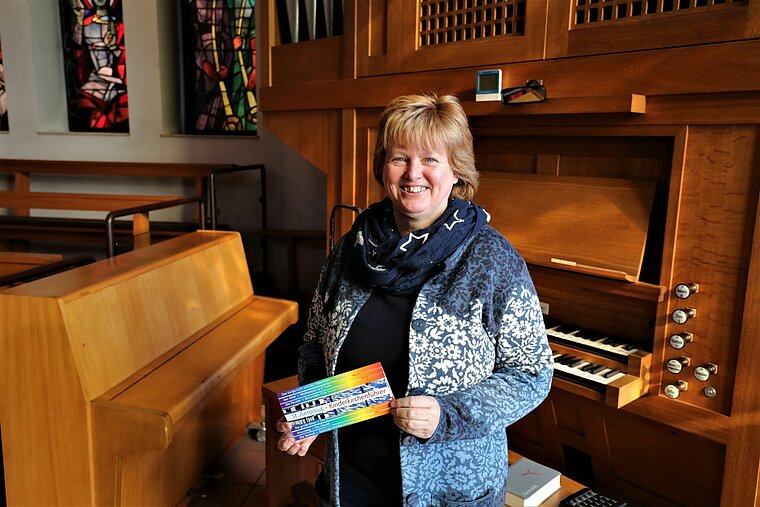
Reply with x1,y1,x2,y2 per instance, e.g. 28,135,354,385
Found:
669,332,693,349
664,380,688,399
671,307,696,324
666,356,690,374
694,363,718,382
674,282,699,299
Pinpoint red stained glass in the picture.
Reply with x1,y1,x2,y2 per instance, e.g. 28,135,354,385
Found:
58,0,129,132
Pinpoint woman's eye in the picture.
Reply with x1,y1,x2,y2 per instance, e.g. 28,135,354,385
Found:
390,157,407,163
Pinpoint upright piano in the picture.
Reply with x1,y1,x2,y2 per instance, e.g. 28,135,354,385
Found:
0,230,298,506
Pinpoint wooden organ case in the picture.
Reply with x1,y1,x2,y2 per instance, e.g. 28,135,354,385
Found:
471,129,755,507
257,0,760,505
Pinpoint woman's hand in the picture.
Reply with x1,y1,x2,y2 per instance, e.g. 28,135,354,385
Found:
276,417,317,456
390,396,441,439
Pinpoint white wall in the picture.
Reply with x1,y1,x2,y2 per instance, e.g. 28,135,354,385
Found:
0,0,327,292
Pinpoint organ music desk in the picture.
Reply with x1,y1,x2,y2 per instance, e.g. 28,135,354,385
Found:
0,230,298,506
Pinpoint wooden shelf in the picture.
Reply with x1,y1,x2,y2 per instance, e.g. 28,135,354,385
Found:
464,94,646,116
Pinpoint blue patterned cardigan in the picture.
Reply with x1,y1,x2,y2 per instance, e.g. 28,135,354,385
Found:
298,224,554,507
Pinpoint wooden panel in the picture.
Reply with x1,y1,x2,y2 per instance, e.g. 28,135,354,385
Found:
547,0,755,58
356,0,390,76
530,265,662,341
465,95,647,116
12,171,30,216
663,126,758,414
3,232,252,399
61,236,252,400
260,40,760,112
0,297,93,506
262,109,341,175
271,36,343,85
95,295,298,441
599,411,724,507
478,172,656,281
473,134,672,284
92,362,260,506
720,171,760,506
0,252,63,277
330,108,383,239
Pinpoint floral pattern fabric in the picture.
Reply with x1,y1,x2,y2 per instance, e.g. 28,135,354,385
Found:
298,225,554,507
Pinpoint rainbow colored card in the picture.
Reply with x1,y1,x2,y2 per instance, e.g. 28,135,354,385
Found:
278,362,394,441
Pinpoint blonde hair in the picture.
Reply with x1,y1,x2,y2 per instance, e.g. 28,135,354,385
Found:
372,93,478,201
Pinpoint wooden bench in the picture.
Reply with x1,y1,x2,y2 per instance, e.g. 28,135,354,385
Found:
0,231,298,506
0,159,229,254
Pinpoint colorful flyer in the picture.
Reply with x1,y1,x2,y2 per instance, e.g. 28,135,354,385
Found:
278,362,394,441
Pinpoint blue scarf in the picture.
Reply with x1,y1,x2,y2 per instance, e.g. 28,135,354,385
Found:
349,198,489,294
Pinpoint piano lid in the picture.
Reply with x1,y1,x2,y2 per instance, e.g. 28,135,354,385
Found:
477,172,656,282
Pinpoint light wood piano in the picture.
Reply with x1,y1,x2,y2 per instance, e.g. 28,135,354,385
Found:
0,230,298,506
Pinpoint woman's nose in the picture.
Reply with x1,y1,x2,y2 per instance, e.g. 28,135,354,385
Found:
405,158,423,179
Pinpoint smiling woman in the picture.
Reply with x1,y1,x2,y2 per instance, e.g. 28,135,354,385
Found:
277,93,554,507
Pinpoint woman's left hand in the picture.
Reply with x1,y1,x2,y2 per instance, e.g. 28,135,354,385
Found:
390,396,441,439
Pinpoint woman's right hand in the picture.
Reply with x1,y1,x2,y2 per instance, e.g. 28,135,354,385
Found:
276,417,317,457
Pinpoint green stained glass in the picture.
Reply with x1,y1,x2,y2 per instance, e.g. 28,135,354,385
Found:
181,0,257,135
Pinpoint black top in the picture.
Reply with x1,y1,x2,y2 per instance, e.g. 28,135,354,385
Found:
335,289,414,506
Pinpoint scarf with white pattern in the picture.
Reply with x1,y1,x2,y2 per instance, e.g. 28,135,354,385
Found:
349,197,489,294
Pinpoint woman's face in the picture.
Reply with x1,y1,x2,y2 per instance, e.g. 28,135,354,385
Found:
383,142,458,234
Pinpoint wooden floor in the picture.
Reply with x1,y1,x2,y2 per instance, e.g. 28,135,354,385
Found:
187,435,267,507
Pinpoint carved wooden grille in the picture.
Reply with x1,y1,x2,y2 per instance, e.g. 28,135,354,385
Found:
419,0,526,46
573,0,746,26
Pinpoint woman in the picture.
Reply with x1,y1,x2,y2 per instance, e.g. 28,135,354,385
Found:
277,93,554,506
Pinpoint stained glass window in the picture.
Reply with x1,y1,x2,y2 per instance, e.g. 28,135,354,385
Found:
181,0,257,135
0,36,8,132
58,0,129,132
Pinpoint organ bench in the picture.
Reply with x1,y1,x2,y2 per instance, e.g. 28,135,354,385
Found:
0,230,298,506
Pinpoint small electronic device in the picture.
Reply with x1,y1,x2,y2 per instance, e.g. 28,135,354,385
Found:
476,69,503,102
559,488,628,507
501,79,547,104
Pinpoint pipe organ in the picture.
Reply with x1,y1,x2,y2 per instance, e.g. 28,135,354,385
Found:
257,1,760,505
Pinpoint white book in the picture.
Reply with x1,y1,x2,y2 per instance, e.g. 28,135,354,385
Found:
506,457,562,507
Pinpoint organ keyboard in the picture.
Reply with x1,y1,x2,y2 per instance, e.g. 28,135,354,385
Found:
552,353,627,391
545,319,652,408
545,320,640,361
